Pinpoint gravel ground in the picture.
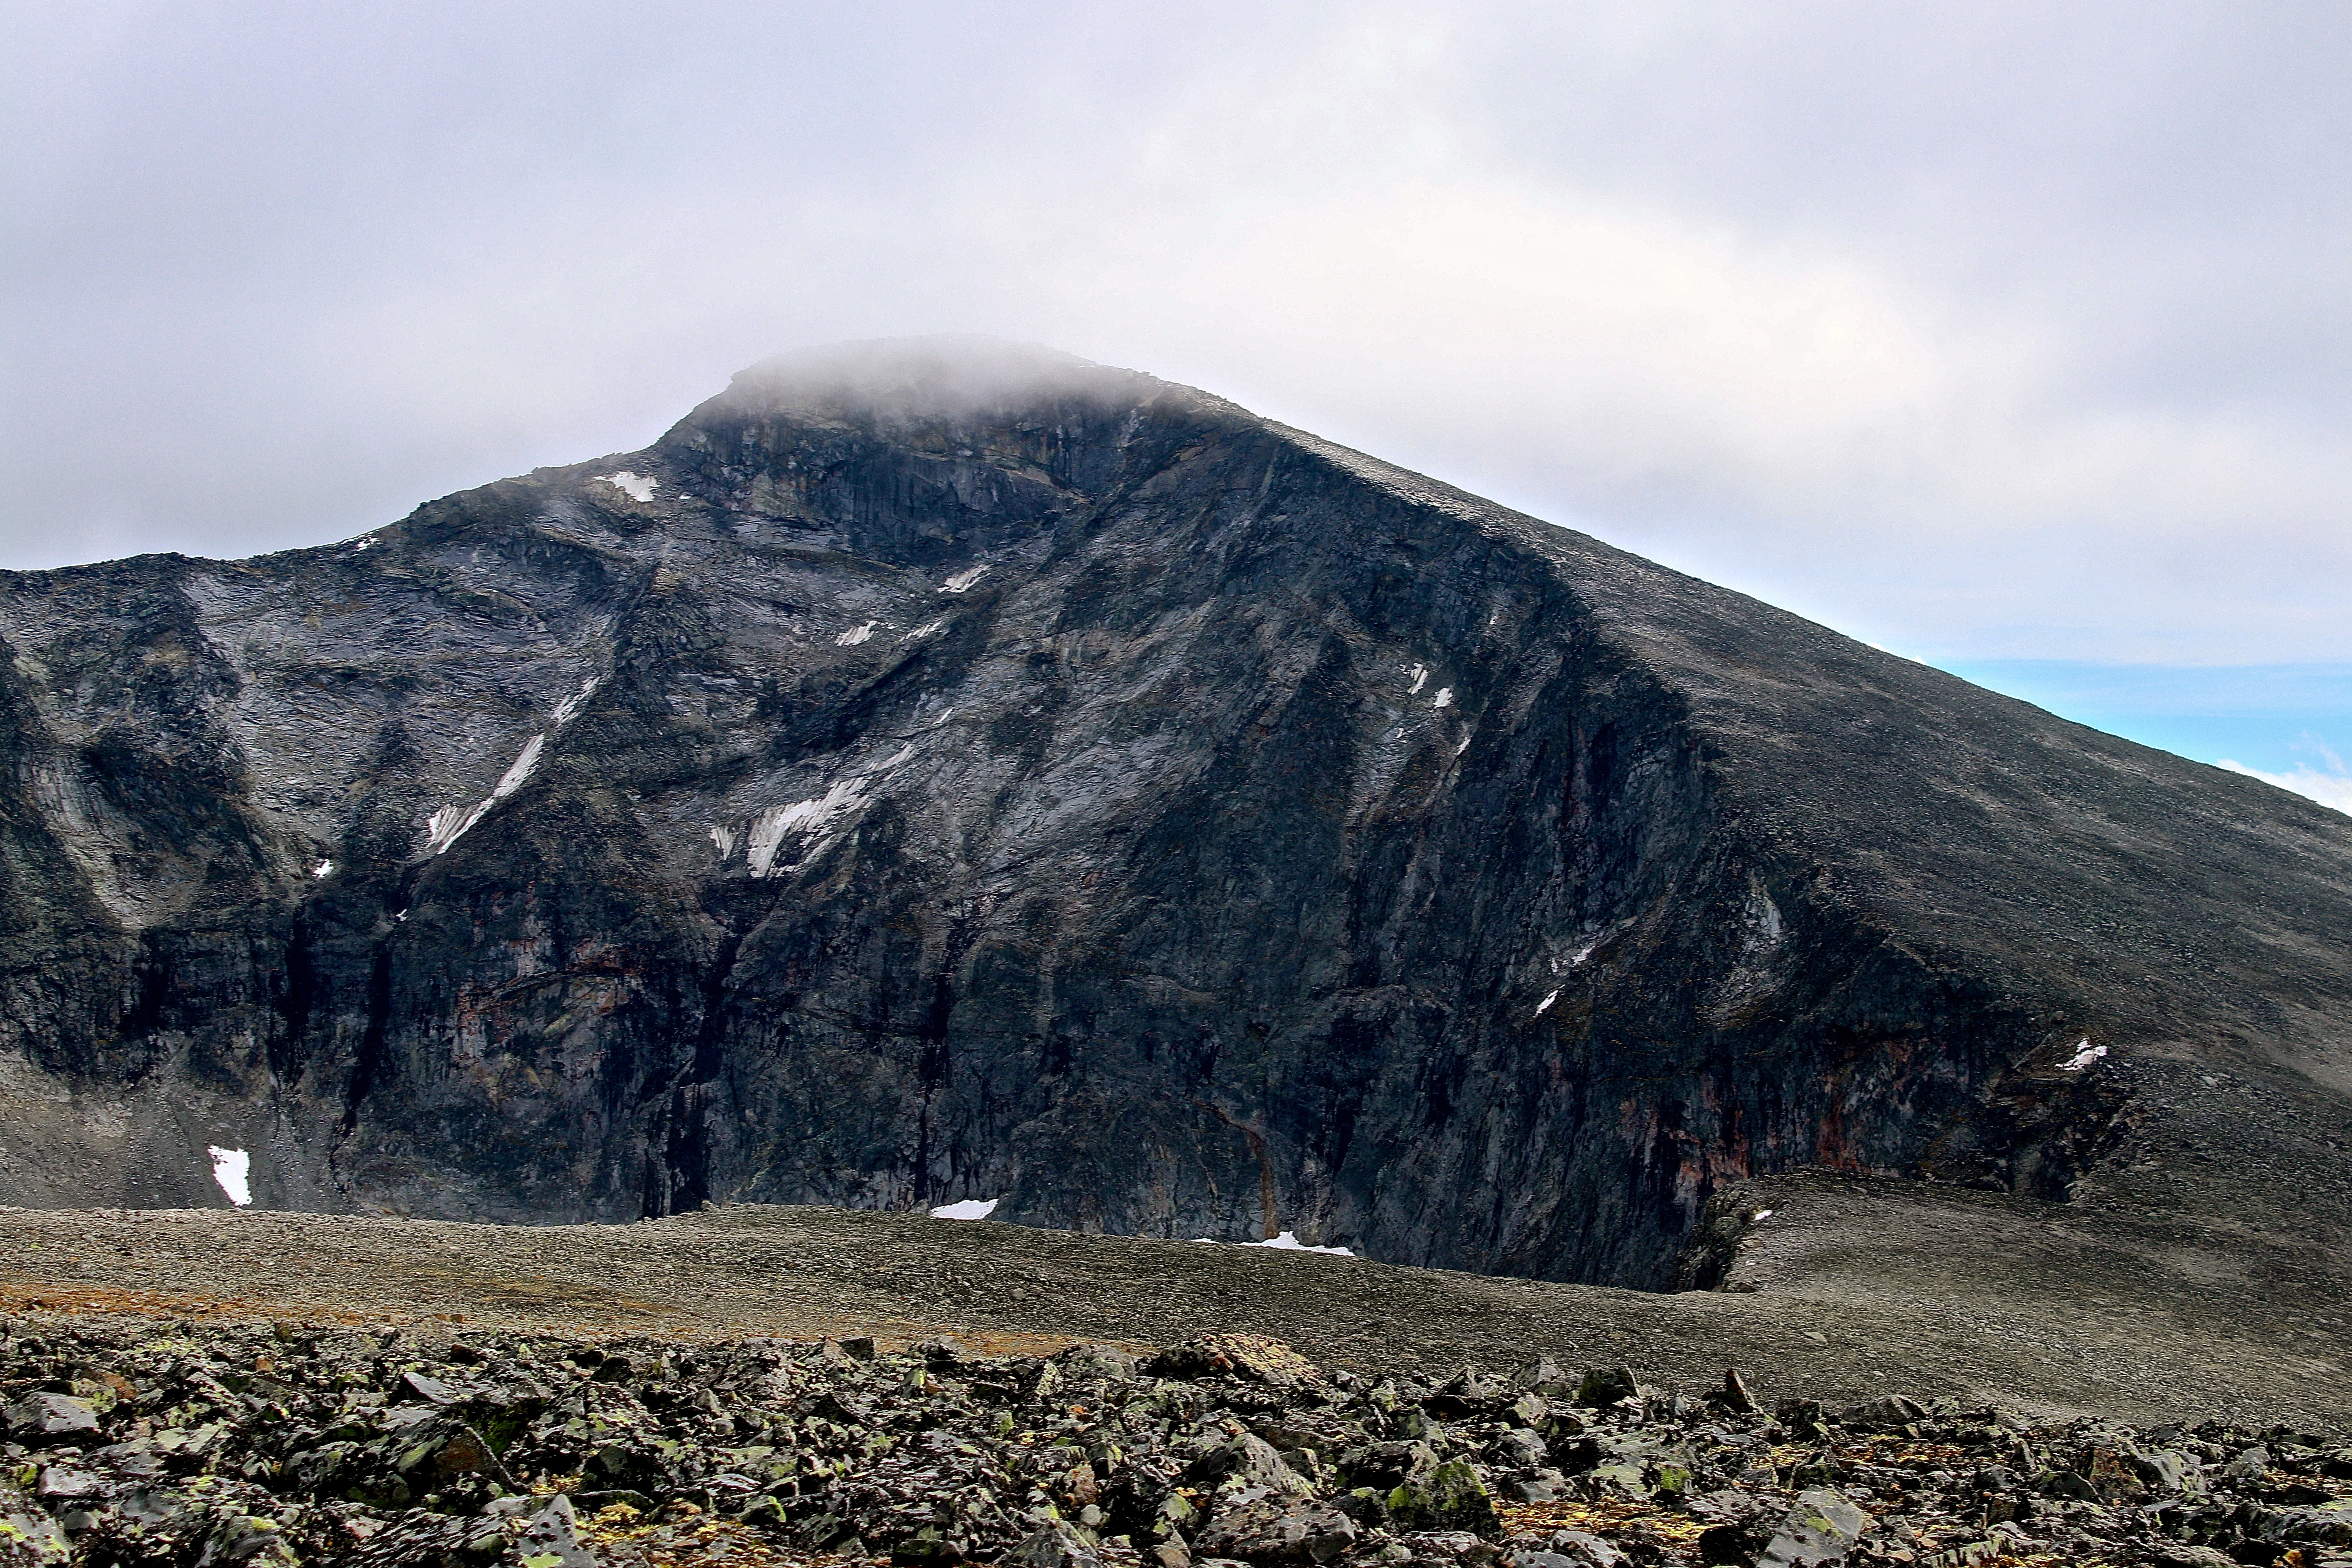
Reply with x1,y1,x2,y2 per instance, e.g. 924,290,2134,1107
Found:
0,1179,2341,1434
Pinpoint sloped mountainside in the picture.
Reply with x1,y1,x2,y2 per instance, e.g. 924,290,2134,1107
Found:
1,338,2347,1289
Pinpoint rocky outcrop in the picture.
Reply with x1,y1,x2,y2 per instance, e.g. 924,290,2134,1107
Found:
1,337,2347,1287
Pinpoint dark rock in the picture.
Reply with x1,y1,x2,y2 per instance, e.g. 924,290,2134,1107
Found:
1572,1370,1637,1410
1195,1494,1359,1563
5,1395,97,1440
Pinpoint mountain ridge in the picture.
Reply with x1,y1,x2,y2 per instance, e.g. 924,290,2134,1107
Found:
0,336,2344,1299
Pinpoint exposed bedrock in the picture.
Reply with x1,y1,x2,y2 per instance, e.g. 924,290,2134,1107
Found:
1,338,2347,1289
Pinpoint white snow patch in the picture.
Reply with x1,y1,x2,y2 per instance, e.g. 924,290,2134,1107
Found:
352,537,375,552
932,708,955,727
419,668,602,860
311,859,335,879
1534,989,1560,1016
837,621,878,646
491,733,546,800
1243,1232,1353,1256
877,744,916,769
940,565,991,593
427,801,492,855
929,1198,1000,1220
550,674,601,728
709,826,737,859
596,471,657,503
902,620,946,641
1751,1209,1775,1221
746,778,868,876
2062,1039,2108,1071
1406,663,1428,694
1431,687,1454,709
1454,731,1472,757
208,1146,251,1207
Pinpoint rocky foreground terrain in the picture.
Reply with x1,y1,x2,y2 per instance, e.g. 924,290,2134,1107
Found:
0,1200,2346,1566
0,1310,2345,1568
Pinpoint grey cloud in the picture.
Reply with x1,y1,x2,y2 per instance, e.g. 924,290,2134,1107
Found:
3,1,2347,665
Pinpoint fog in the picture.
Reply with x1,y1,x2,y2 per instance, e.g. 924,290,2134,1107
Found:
5,2,2348,791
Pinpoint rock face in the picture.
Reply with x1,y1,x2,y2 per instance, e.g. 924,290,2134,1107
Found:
1,336,2347,1287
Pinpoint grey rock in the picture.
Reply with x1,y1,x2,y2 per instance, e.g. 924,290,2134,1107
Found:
1541,1533,1628,1568
2221,1445,2272,1483
515,1493,597,1568
1010,1521,1103,1568
4,1396,96,1439
1194,1494,1359,1563
1756,1488,1872,1566
1190,1434,1312,1498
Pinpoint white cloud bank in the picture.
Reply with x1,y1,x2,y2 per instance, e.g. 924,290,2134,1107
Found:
2216,761,2352,816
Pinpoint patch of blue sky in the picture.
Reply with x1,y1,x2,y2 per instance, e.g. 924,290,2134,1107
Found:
1934,660,2352,814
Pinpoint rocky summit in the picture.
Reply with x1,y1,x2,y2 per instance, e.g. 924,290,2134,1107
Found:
0,336,2348,1303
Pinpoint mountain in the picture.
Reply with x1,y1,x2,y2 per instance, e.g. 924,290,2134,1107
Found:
1,336,2346,1294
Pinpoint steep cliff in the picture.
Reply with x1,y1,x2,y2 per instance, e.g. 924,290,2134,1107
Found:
2,338,2347,1289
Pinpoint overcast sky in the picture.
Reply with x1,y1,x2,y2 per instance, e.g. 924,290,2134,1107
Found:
5,2,2348,800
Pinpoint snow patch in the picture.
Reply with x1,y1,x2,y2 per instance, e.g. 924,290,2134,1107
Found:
1751,1209,1775,1221
423,673,601,855
878,744,916,769
940,565,990,593
596,471,657,503
310,859,335,879
492,733,546,800
746,777,868,876
427,801,493,855
1534,989,1559,1016
549,674,601,728
709,826,737,859
2062,1039,2108,1071
1454,730,1472,757
1406,664,1428,694
1431,687,1454,709
929,1198,1000,1220
1243,1232,1353,1256
208,1146,251,1207
902,619,946,641
837,621,878,646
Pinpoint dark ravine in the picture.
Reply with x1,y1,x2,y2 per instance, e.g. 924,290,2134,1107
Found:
0,337,2347,1295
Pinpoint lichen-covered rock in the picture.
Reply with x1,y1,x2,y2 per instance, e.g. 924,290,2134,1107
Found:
1756,1488,1871,1566
1385,1457,1497,1538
